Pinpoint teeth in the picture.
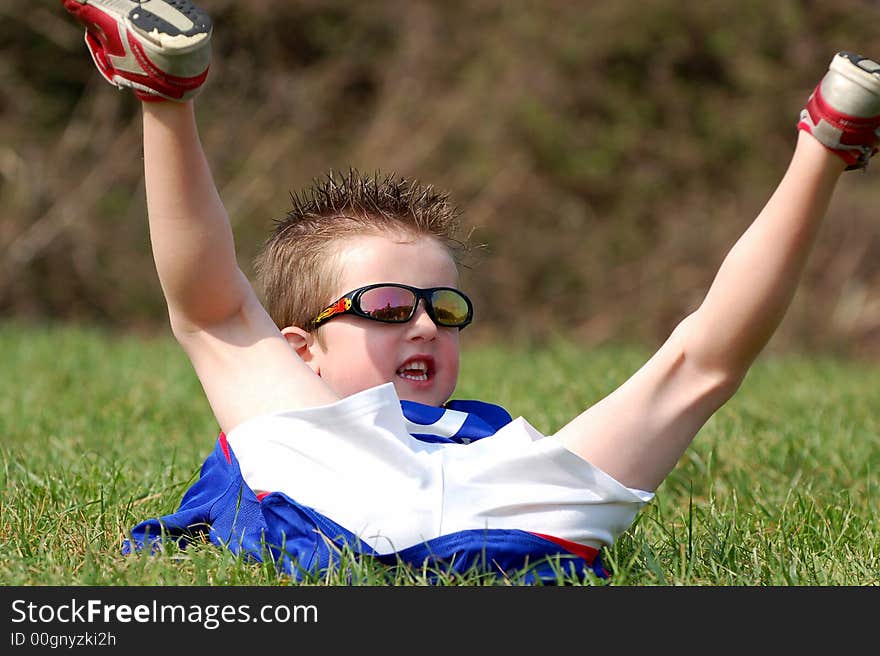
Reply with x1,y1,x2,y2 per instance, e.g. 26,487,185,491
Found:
397,360,429,381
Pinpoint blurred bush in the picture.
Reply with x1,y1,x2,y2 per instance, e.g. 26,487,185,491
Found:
2,0,880,356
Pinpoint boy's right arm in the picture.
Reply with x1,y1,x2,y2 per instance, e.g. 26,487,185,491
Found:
142,102,339,433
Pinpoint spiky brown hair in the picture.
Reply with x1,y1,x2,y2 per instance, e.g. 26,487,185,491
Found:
254,169,468,336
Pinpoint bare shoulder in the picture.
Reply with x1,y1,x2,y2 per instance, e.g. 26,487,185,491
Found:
554,315,740,492
170,290,339,435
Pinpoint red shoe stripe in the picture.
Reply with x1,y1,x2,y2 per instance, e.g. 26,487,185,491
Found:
806,85,880,140
128,36,209,91
63,1,208,101
71,4,129,57
800,84,880,168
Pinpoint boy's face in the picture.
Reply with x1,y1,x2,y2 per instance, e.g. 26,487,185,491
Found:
306,233,464,406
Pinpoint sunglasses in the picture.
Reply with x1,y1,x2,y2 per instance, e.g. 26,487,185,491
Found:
312,283,474,329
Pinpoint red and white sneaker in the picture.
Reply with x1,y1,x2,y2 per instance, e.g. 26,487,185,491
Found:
798,52,880,170
61,0,212,102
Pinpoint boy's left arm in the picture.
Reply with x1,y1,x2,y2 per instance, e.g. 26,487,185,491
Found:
554,132,846,491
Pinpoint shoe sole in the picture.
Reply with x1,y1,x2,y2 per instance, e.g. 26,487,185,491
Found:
68,0,211,54
820,52,880,119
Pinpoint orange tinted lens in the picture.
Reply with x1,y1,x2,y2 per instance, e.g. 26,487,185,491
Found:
359,286,417,322
430,289,470,326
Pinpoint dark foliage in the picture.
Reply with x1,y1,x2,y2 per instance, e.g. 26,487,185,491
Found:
3,0,879,356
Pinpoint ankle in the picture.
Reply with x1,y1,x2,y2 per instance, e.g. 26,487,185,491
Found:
795,130,849,174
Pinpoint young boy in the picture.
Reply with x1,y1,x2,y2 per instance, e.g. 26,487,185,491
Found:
61,0,880,582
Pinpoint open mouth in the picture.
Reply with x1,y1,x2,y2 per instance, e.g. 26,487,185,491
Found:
396,357,434,382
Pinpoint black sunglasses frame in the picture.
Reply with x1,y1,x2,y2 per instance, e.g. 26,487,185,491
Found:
312,283,474,329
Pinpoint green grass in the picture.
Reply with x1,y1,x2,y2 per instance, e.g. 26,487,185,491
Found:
1,322,878,585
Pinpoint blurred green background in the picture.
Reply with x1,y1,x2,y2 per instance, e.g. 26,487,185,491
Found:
2,0,879,356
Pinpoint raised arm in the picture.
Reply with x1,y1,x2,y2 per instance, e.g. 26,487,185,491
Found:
555,50,880,492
